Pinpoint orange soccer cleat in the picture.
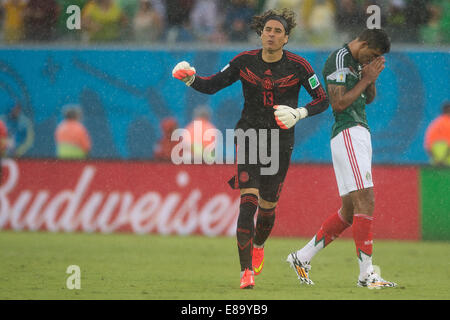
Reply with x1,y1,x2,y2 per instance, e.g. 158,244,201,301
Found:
252,247,265,276
239,268,255,289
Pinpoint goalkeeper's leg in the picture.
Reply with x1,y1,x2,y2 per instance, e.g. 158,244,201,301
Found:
237,191,258,288
253,152,291,276
253,200,276,276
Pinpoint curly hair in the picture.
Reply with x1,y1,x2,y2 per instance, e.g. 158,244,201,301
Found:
250,8,297,36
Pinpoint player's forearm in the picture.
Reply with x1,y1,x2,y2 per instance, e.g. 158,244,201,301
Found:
304,86,329,116
330,78,371,112
190,76,224,95
364,82,376,104
191,64,238,94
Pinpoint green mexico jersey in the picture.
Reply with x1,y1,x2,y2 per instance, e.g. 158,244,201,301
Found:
322,44,369,139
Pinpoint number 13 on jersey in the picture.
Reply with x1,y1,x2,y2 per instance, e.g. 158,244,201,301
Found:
263,91,274,106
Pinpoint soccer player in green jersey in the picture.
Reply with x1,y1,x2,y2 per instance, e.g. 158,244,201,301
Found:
287,28,397,288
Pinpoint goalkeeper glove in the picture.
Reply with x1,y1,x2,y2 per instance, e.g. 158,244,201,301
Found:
274,105,308,129
172,61,196,86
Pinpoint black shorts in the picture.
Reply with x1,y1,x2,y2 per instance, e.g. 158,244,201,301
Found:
227,132,293,203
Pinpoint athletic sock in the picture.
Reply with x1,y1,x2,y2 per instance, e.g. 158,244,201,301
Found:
352,213,375,279
296,210,351,262
236,193,258,271
254,206,276,247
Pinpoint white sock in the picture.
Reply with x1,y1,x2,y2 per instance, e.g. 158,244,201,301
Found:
358,252,374,280
296,236,324,262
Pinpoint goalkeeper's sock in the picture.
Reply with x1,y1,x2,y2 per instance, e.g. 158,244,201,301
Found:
236,194,258,271
297,210,351,262
352,214,374,278
253,206,276,248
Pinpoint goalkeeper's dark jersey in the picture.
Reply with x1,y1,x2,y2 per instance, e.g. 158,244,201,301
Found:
191,49,329,147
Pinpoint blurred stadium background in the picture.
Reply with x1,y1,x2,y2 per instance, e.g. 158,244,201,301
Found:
0,0,448,300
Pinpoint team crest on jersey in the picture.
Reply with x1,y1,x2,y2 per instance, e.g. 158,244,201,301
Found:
366,171,372,182
262,77,274,90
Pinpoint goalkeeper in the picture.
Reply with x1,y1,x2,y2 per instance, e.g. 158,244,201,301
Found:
172,8,329,289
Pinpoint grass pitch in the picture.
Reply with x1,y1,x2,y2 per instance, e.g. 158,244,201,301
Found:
0,231,448,300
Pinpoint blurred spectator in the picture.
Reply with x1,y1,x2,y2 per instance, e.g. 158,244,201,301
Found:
424,102,450,167
420,3,442,45
439,0,450,44
116,0,139,42
153,117,178,161
404,0,429,43
223,0,256,42
301,0,336,45
147,0,166,18
133,0,164,42
82,0,128,42
0,0,27,43
0,119,8,183
189,0,222,42
254,0,266,13
0,0,441,45
183,105,217,163
335,0,365,41
165,0,194,42
0,103,34,158
55,104,91,159
117,0,139,20
263,0,299,12
24,0,60,42
385,0,408,42
421,0,450,45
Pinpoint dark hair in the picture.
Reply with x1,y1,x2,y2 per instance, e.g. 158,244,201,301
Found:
357,28,391,54
250,8,297,36
442,101,450,114
63,105,82,120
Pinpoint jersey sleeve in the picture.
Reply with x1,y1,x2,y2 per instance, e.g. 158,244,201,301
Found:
190,58,241,94
297,60,329,117
323,51,350,87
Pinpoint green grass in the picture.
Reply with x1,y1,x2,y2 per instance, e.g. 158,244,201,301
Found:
0,231,449,300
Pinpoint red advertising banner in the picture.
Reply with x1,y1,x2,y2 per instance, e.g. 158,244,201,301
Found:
275,164,421,240
0,159,420,239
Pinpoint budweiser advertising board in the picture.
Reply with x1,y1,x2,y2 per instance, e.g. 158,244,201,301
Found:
0,159,420,239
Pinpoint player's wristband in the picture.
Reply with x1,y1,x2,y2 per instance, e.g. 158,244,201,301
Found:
297,107,308,119
185,75,195,87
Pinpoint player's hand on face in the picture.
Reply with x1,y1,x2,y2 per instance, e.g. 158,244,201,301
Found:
372,56,385,71
172,61,196,86
362,57,384,83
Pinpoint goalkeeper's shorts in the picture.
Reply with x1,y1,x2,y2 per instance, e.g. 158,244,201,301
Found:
227,140,293,203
